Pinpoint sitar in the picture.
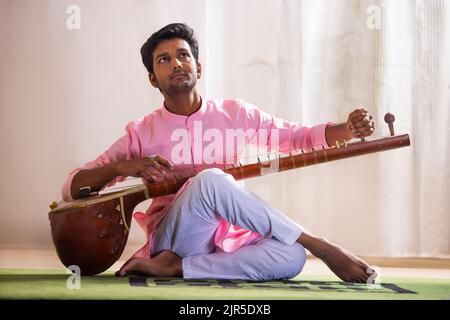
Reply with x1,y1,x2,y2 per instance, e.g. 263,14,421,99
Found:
48,113,410,275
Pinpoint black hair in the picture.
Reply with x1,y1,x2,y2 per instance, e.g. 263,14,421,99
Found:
140,23,199,74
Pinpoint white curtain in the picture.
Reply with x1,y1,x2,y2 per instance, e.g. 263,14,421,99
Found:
1,0,448,257
200,0,449,257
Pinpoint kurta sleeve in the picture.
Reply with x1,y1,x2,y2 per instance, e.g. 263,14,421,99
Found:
61,121,142,201
237,99,334,153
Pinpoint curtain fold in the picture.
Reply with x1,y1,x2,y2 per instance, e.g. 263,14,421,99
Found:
204,0,449,257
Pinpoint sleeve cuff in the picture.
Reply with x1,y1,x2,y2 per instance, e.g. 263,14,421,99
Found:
309,122,335,148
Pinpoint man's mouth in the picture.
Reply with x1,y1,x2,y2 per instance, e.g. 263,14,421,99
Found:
171,73,187,80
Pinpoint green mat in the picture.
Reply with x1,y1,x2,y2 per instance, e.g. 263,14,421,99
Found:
0,269,449,300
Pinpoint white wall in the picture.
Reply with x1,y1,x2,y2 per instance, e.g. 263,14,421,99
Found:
0,0,211,248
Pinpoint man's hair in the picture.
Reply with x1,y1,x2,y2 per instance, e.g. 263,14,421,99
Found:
140,23,199,74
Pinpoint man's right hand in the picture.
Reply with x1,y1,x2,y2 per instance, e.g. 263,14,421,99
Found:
114,155,174,182
71,155,174,199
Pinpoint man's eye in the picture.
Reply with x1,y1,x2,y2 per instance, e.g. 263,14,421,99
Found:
159,57,168,63
179,52,188,58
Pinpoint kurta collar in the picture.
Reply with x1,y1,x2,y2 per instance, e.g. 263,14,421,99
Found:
160,96,206,124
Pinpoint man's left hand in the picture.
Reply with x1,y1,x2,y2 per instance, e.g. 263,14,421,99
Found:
346,108,375,139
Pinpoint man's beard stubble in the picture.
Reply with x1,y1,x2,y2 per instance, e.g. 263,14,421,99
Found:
165,76,197,96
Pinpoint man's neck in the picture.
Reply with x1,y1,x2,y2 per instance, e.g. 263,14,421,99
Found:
163,90,201,116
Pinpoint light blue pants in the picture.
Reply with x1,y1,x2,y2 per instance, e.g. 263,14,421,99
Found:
151,168,307,280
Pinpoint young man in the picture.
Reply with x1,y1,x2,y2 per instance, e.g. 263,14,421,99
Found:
62,23,376,283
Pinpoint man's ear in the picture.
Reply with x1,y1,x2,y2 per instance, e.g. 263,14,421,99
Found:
196,62,202,80
148,73,159,88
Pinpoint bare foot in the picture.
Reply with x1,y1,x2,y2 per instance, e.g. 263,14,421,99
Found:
318,240,377,283
115,250,183,277
298,233,377,283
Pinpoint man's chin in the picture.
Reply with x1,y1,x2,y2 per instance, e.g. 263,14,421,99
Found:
167,83,196,95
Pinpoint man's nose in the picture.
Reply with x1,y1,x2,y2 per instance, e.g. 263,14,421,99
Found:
171,58,182,69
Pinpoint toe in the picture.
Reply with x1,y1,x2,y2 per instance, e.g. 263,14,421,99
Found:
117,258,139,277
358,275,366,283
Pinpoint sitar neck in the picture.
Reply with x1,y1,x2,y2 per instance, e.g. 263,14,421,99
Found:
144,133,410,199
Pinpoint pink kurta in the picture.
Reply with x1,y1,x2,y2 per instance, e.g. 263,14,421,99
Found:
61,98,331,259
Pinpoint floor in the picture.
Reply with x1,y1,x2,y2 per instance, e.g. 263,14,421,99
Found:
1,245,449,300
1,245,449,280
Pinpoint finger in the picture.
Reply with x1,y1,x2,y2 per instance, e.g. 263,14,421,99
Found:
349,123,370,135
349,112,369,124
351,117,375,131
146,159,167,175
348,112,364,124
351,124,372,135
352,129,374,139
363,125,375,134
358,275,367,283
153,155,174,169
116,258,138,277
349,115,368,129
352,129,373,139
349,107,367,117
123,258,149,276
148,166,167,179
118,258,149,277
137,171,156,182
348,107,368,118
355,125,375,136
146,156,174,174
350,118,371,130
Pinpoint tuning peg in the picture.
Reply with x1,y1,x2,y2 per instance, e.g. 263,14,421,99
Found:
384,113,395,136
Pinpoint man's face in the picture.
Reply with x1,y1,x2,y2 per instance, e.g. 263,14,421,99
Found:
149,38,201,95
